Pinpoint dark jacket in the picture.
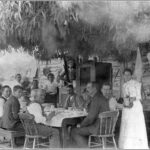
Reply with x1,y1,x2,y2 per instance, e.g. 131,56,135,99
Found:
80,92,109,134
0,95,20,130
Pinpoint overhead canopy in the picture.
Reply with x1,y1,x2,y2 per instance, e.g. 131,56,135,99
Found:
0,1,150,61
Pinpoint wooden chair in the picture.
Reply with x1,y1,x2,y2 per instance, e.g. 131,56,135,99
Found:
0,128,24,148
19,113,51,149
88,110,119,149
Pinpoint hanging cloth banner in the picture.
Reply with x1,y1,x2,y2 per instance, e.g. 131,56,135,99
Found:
133,47,143,82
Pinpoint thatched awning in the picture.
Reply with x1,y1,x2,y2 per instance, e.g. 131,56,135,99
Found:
0,1,149,62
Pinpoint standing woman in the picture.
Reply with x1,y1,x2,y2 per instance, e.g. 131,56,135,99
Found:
119,68,149,149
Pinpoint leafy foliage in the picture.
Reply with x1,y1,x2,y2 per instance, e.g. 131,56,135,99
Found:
0,1,140,62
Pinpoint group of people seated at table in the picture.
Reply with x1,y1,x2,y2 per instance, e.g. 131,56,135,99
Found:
0,72,62,147
0,85,61,147
0,72,123,148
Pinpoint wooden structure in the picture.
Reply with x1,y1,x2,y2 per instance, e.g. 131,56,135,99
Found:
0,128,24,148
58,61,112,105
88,110,119,149
76,61,112,94
19,113,50,149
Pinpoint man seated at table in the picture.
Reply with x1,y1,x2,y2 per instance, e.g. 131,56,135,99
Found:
81,87,93,112
0,85,24,131
64,84,84,110
100,83,123,111
27,89,60,148
0,85,11,118
71,82,110,148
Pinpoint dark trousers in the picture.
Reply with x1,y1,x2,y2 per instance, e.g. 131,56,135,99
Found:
13,122,24,131
36,124,60,148
36,124,53,137
71,126,91,148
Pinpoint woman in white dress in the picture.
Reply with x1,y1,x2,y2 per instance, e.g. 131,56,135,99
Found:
119,68,149,149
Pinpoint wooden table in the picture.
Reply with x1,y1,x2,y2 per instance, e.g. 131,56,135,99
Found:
45,108,87,148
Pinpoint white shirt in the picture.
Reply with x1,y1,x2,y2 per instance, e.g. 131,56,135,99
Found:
0,96,6,117
123,79,142,100
27,102,46,124
39,78,58,94
44,81,58,94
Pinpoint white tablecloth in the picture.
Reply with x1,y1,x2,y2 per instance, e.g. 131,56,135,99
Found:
45,109,87,127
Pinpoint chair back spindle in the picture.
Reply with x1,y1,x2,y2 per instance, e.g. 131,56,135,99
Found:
19,113,39,136
99,110,119,136
88,110,119,148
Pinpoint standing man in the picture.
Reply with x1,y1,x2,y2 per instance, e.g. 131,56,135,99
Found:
71,82,110,148
0,85,23,131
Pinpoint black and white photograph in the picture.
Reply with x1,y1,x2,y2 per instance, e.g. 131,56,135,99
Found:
0,0,150,149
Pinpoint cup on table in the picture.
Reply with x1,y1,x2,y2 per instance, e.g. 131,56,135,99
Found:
50,104,55,110
83,108,87,113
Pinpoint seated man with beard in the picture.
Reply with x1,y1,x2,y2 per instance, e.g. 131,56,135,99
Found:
64,84,84,110
71,82,110,148
27,89,60,148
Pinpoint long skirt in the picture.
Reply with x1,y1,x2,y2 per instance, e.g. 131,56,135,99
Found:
119,100,149,149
